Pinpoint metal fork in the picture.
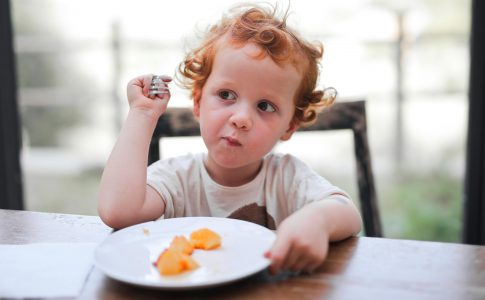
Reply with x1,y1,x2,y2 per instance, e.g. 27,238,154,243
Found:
149,75,170,96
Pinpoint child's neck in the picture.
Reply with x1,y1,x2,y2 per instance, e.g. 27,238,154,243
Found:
203,158,263,187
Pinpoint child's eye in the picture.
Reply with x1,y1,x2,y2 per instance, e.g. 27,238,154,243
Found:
219,90,236,100
257,101,276,112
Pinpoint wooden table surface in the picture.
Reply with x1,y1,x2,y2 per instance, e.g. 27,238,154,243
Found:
1,209,485,300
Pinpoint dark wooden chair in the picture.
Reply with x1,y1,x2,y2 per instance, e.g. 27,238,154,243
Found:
148,100,383,237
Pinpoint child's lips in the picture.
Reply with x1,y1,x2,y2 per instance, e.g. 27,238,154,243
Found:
223,136,242,146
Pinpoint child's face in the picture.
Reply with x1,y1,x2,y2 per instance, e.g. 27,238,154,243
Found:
193,42,301,172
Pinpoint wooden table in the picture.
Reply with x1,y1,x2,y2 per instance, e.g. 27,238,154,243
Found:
1,209,485,300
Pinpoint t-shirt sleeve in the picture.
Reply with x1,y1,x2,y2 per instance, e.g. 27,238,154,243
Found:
146,156,196,219
282,155,352,212
147,160,176,218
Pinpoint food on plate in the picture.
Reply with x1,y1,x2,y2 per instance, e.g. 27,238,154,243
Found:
156,248,199,275
169,235,194,255
155,228,221,276
190,228,222,250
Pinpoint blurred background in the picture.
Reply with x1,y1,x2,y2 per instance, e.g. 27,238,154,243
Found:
11,0,470,242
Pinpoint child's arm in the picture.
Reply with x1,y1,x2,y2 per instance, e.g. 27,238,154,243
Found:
97,74,171,229
265,196,362,274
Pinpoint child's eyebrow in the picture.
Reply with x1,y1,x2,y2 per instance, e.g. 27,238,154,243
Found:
212,79,236,87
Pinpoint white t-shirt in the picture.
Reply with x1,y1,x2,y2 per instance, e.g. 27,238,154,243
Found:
147,152,350,229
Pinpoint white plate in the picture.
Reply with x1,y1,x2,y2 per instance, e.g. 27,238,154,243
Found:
94,217,276,290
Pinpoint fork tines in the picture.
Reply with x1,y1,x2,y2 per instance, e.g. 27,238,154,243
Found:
149,75,170,95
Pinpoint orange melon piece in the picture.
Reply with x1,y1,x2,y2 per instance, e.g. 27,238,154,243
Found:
156,248,199,276
181,253,199,270
156,249,185,275
169,235,194,255
190,228,221,250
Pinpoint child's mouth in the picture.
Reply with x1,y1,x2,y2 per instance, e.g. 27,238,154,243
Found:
223,136,242,146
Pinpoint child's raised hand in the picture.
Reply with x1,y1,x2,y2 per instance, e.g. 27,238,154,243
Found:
264,206,330,275
126,74,172,118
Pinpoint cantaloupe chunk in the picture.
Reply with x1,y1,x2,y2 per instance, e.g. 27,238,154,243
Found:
190,228,221,250
169,235,194,255
156,248,199,275
181,253,199,270
156,249,185,275
154,228,221,276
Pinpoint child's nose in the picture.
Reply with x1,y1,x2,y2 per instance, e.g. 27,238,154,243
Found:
230,105,253,130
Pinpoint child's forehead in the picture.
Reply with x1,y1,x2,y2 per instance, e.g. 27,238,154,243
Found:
220,42,263,58
210,43,302,97
214,36,306,73
214,43,292,73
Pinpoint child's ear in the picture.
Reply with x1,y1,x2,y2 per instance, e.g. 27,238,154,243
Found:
192,89,202,118
280,120,299,141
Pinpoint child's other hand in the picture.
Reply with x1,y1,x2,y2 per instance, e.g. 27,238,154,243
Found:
126,74,172,118
264,208,329,275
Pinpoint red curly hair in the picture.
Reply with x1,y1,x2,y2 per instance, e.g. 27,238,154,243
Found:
178,3,336,127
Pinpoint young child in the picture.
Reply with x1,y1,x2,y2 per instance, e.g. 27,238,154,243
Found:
98,3,362,275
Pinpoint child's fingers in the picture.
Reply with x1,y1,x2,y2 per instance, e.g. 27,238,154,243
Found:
142,74,155,97
285,252,308,272
302,261,320,274
157,74,173,82
300,245,328,273
154,86,171,102
127,74,152,100
297,257,319,273
128,74,172,98
266,236,292,274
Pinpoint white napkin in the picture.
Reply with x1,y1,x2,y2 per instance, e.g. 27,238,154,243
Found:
0,242,97,298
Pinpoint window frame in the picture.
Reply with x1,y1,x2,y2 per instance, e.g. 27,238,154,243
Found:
464,0,485,245
0,0,23,210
